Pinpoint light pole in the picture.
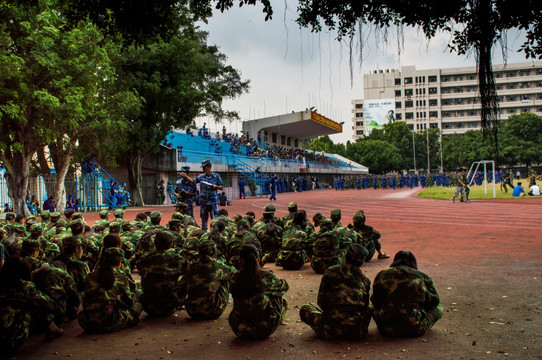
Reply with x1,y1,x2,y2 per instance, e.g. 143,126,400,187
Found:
412,130,417,172
426,123,430,173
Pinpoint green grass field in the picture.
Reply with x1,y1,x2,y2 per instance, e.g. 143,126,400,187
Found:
417,178,542,200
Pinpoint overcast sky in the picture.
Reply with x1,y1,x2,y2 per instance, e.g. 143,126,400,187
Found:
196,0,531,144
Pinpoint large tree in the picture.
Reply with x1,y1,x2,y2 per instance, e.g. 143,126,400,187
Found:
114,24,249,206
0,1,130,215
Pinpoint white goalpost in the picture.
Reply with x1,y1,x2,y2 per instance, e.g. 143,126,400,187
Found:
467,160,496,198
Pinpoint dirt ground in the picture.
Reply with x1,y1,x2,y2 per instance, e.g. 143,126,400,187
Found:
10,188,542,360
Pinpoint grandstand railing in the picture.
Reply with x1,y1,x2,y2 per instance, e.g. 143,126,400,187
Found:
75,160,130,211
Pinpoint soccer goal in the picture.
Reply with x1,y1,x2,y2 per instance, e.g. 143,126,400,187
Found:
467,160,496,198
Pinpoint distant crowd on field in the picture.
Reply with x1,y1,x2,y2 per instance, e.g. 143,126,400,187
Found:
0,201,442,355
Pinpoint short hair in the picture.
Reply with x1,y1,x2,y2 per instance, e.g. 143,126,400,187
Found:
218,209,228,217
517,182,522,186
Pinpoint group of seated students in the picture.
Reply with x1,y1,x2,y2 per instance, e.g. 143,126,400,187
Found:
0,203,442,354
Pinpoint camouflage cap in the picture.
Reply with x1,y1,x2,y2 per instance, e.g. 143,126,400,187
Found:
330,209,341,218
40,210,50,219
287,202,298,210
312,212,324,221
319,218,334,231
114,209,125,218
346,243,369,264
121,221,133,231
171,211,185,220
72,212,83,220
50,212,61,221
168,219,183,228
99,210,109,217
237,218,250,229
264,204,276,212
29,223,43,235
109,222,122,232
232,214,243,223
201,159,211,167
175,201,188,209
150,211,162,219
263,210,274,217
27,215,37,221
353,210,366,222
14,224,27,234
68,219,82,227
62,236,82,249
5,212,16,221
56,219,68,227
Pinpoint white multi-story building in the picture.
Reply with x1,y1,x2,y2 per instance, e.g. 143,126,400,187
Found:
352,62,542,140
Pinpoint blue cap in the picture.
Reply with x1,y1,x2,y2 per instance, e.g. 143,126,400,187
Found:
201,159,211,167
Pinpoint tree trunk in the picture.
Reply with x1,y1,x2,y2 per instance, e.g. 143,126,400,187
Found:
127,153,145,207
52,151,72,213
6,151,32,216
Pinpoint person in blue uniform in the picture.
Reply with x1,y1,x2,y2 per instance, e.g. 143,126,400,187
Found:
174,166,197,217
181,160,223,230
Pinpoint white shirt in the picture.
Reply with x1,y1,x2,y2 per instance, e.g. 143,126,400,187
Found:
530,185,540,196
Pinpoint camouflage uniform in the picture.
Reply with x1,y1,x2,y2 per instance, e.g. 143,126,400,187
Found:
227,230,262,269
228,270,289,340
371,265,443,337
78,268,142,333
0,279,56,352
300,244,372,339
184,247,235,320
352,212,382,261
308,219,342,274
256,220,283,264
275,227,307,270
138,248,186,317
32,265,80,325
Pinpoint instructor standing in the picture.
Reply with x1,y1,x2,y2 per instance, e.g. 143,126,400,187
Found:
181,159,223,230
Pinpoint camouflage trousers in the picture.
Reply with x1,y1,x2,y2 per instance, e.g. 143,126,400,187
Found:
300,303,372,340
373,304,443,337
275,250,307,270
78,302,142,333
185,289,229,320
140,290,184,317
228,298,287,340
310,256,340,274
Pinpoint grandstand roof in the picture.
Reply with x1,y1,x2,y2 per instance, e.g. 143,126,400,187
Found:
242,110,342,141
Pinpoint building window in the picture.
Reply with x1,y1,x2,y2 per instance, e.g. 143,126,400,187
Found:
429,87,438,95
395,78,401,85
454,75,463,81
428,75,438,83
281,135,285,145
429,111,438,118
405,101,413,108
429,99,438,106
355,103,363,109
356,121,363,126
406,112,413,119
442,76,450,82
404,77,413,84
356,112,363,118
468,74,476,80
405,89,413,96
395,101,402,109
295,139,299,147
395,90,401,97
272,133,277,143
287,137,291,146
396,113,402,120
508,84,516,90
356,130,363,135
507,71,516,77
